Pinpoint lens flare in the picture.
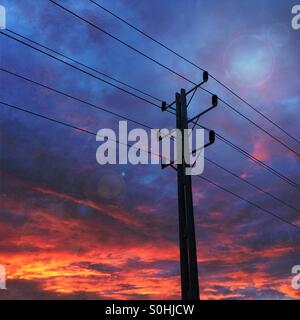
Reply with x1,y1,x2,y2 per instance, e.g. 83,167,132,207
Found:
97,170,126,203
223,35,274,87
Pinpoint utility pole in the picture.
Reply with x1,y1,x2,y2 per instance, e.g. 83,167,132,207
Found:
161,72,217,300
176,89,199,300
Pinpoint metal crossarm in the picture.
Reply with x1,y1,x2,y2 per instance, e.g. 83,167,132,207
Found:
161,71,209,112
192,130,215,155
189,95,218,130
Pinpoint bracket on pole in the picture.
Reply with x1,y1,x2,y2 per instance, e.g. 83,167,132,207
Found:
159,131,178,171
188,95,218,130
185,71,209,96
161,158,177,171
191,130,215,155
161,130,215,170
189,130,215,168
161,101,168,112
161,71,209,112
157,129,178,142
205,130,215,148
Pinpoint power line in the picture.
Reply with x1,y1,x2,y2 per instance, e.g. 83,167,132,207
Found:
191,122,300,191
0,100,155,158
47,0,300,157
6,28,162,103
205,156,300,212
0,29,209,134
2,66,298,213
3,29,185,127
208,77,300,144
0,30,192,134
1,102,98,136
0,29,210,134
216,134,300,190
200,86,300,158
1,99,299,235
88,0,300,144
2,1,299,296
197,175,300,231
0,31,161,110
48,0,193,85
2,30,299,191
0,67,153,130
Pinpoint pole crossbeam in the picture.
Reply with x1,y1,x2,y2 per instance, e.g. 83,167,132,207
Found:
161,71,209,112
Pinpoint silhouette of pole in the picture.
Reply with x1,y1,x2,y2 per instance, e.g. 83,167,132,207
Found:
176,92,190,300
162,73,215,300
176,90,199,300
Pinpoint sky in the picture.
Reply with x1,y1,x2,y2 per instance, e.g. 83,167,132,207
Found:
0,0,300,300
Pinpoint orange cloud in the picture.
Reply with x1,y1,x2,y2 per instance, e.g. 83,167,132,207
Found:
251,136,271,162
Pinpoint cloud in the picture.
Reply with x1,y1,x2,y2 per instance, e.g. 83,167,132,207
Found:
0,0,299,300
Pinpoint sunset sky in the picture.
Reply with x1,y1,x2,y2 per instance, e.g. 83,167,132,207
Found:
0,0,300,299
